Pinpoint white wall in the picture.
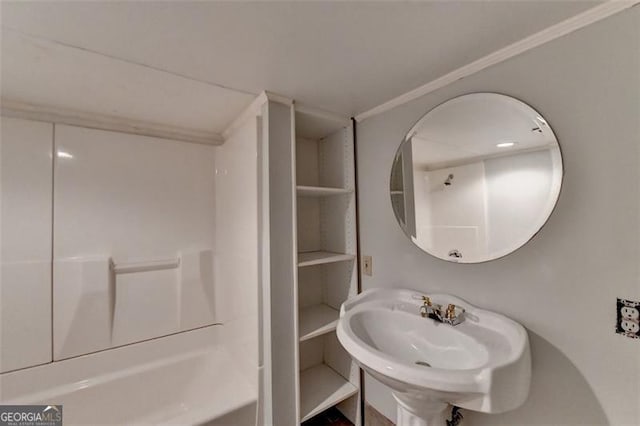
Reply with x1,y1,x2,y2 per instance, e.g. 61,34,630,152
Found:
356,8,639,426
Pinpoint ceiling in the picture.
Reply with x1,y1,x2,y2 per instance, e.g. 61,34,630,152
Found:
1,1,601,135
410,94,557,169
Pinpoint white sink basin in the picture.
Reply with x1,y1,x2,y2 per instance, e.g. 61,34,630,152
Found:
336,288,531,426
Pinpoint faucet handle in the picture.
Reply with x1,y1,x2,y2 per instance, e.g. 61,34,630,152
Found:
446,304,456,319
443,304,465,325
416,295,435,318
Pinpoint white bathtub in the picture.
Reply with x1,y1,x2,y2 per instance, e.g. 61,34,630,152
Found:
0,325,258,425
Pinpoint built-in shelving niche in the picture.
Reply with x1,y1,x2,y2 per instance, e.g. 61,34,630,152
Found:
299,333,359,422
295,111,360,425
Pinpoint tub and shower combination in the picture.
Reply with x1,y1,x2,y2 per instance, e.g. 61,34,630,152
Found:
1,117,261,424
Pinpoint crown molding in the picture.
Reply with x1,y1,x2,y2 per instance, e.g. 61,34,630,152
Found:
355,1,639,122
1,99,224,145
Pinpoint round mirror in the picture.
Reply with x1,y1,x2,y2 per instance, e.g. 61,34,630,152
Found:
390,93,563,263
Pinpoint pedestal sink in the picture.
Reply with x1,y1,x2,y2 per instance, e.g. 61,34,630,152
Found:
336,288,531,426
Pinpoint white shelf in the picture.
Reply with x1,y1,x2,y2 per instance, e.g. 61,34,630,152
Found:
298,251,355,267
297,185,352,197
293,118,359,424
300,364,358,422
299,304,339,342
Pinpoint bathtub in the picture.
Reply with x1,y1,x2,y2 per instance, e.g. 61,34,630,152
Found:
0,325,258,425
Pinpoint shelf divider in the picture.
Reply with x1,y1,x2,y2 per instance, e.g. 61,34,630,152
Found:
297,185,352,197
299,304,340,342
298,251,356,267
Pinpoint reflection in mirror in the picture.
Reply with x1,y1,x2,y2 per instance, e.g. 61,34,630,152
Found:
391,93,563,263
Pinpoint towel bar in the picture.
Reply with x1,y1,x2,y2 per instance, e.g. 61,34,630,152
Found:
110,257,180,274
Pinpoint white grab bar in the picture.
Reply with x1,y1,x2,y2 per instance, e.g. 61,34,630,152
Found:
110,257,180,274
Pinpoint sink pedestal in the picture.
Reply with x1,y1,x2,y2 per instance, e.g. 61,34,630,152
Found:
394,394,450,426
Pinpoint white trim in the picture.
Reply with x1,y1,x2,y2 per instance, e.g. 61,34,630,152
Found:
355,1,639,122
1,99,224,145
289,102,301,425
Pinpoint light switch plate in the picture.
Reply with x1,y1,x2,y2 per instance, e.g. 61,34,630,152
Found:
363,255,372,276
616,298,640,339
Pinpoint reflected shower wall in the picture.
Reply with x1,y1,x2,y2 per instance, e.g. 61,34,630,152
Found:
413,148,557,261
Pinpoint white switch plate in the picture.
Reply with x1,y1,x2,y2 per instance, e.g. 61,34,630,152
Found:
363,255,372,276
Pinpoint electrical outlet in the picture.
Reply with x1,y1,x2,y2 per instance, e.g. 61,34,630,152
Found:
616,298,640,339
363,255,372,276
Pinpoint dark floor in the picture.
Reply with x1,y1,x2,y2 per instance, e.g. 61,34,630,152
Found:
301,407,354,426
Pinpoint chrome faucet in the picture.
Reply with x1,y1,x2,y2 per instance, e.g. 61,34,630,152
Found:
417,295,465,326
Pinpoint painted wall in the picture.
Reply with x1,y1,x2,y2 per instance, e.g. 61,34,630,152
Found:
356,8,639,426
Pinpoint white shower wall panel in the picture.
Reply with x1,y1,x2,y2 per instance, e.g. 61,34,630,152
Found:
0,117,53,372
53,125,217,360
484,149,557,255
214,117,259,326
213,112,261,423
415,162,488,260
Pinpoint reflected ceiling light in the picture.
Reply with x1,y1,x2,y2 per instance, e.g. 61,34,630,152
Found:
496,142,516,148
56,151,73,159
536,116,548,125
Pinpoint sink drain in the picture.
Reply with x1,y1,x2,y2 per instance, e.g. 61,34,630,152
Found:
415,361,431,367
